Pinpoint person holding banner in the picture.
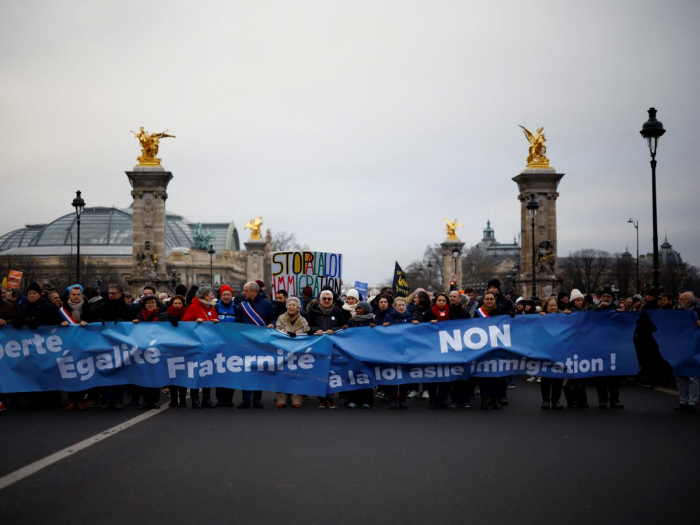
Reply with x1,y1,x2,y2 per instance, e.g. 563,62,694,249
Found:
162,295,188,408
539,297,565,410
131,295,164,409
0,289,18,412
17,282,62,410
275,297,310,408
420,293,452,409
308,289,344,409
183,286,220,409
593,288,624,409
345,301,376,409
475,291,505,410
59,286,91,411
235,281,274,409
214,285,238,407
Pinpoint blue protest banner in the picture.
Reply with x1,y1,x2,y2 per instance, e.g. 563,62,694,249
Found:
1,311,698,395
0,323,333,395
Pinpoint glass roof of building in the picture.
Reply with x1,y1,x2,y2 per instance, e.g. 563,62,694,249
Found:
0,206,238,256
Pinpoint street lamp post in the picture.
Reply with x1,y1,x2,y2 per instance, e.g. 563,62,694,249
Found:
640,107,666,291
427,260,433,292
627,218,639,294
71,191,85,284
208,244,216,286
66,227,73,284
452,245,461,289
526,193,540,300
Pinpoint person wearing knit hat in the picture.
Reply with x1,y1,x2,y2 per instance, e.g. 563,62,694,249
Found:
255,280,267,297
641,288,661,311
213,284,238,407
341,288,360,324
592,288,624,409
345,300,375,409
482,278,514,316
27,282,43,295
567,289,587,312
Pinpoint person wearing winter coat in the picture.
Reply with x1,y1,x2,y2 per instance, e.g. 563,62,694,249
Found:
160,295,188,408
380,297,418,408
674,292,700,412
344,301,376,409
561,289,589,408
234,281,274,409
474,291,507,410
308,289,345,409
182,286,220,409
274,297,310,409
340,288,360,325
593,288,624,409
132,295,165,409
419,293,452,408
213,285,237,407
59,286,92,412
371,295,392,326
539,298,565,410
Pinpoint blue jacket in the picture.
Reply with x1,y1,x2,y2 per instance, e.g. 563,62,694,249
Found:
383,309,416,325
216,301,237,323
235,294,274,325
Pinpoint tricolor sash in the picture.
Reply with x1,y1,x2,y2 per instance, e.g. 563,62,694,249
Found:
59,307,78,325
241,300,266,326
475,307,490,318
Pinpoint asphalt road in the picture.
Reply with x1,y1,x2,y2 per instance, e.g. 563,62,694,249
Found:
1,380,698,525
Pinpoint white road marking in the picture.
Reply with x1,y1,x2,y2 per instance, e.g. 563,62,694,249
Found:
0,405,169,491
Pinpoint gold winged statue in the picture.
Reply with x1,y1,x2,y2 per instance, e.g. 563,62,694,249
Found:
131,127,176,166
519,125,552,169
444,218,464,241
245,217,263,240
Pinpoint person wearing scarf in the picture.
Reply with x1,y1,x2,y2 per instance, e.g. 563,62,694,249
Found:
341,288,360,325
61,286,90,412
132,295,163,409
161,295,188,408
342,301,376,409
477,292,505,410
539,298,565,410
308,290,344,409
275,297,310,408
182,286,220,409
417,293,453,408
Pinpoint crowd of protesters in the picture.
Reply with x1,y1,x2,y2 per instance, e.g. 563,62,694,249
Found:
1,277,698,414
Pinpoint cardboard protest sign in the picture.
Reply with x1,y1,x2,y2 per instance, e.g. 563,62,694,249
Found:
271,251,343,297
7,270,23,290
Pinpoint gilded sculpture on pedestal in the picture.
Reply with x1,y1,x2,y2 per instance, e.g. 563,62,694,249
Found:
519,125,552,169
131,127,176,166
443,218,464,241
245,217,263,240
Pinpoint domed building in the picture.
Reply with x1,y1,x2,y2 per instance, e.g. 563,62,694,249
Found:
0,206,249,293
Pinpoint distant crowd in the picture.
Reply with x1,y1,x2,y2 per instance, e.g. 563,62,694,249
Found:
1,277,698,414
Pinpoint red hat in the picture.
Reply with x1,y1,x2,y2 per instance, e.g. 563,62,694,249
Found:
219,285,233,296
302,286,313,298
255,280,266,290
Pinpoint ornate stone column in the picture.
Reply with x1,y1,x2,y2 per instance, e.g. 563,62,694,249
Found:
245,239,267,284
126,165,173,294
513,168,565,298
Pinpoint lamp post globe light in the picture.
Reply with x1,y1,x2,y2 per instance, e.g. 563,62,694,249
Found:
208,244,216,286
627,218,639,294
640,107,666,291
71,191,85,284
525,193,540,300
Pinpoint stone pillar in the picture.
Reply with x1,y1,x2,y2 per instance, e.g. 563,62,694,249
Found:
126,166,173,294
441,240,465,291
512,168,565,299
245,239,267,284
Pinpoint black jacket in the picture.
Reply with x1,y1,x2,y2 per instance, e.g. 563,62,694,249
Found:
17,298,62,328
307,303,345,333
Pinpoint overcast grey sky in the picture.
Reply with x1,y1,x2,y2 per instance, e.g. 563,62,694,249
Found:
1,1,698,286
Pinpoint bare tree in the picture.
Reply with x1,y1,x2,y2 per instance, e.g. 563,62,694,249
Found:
560,249,611,294
461,246,497,289
272,231,307,252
